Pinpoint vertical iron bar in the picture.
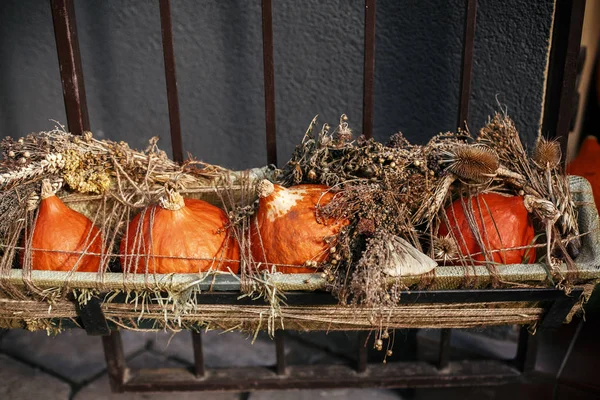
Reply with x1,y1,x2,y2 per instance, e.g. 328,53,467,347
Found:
275,331,287,375
357,331,369,373
457,0,477,130
102,330,127,393
191,331,205,377
437,328,452,370
542,0,586,165
159,0,184,164
50,0,90,135
516,326,538,374
261,0,277,166
362,0,376,139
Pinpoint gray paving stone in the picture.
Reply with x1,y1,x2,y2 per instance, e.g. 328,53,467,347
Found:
127,349,188,369
249,388,402,400
0,328,147,383
283,335,345,365
0,354,71,400
149,330,345,367
417,329,517,360
286,331,359,359
151,330,277,367
74,352,240,400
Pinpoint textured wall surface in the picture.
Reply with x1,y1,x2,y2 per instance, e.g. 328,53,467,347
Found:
0,0,554,170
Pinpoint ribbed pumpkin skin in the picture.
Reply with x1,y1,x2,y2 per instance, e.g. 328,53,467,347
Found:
438,193,536,264
23,195,102,272
250,184,347,273
567,136,600,207
120,199,240,274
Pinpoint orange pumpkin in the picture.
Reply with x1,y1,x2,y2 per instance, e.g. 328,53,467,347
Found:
250,180,348,273
22,180,102,272
438,193,536,264
120,190,240,274
567,136,600,207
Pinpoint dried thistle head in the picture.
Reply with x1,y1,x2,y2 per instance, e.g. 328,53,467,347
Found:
357,217,376,236
433,235,459,262
440,144,499,183
533,137,561,170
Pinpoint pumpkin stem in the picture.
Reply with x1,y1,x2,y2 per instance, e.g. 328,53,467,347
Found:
159,189,185,211
40,179,55,199
256,179,275,198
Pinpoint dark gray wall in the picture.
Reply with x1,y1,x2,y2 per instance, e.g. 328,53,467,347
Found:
0,0,554,170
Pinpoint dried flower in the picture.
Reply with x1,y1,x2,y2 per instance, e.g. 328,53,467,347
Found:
440,144,499,183
533,137,561,170
433,235,459,262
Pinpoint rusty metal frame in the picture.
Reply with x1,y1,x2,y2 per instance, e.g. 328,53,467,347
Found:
46,0,589,393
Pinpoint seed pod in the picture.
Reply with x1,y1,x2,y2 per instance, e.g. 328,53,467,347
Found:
533,137,561,169
440,144,499,183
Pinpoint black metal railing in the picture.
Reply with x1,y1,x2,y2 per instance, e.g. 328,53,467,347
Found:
45,0,587,393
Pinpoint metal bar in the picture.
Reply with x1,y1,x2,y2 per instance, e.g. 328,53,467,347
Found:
191,331,205,377
437,328,452,370
552,319,584,399
275,331,287,375
541,0,586,165
50,0,90,135
121,360,521,391
457,0,477,130
102,330,127,393
261,0,277,166
77,296,110,336
357,331,369,373
159,0,184,164
362,0,376,139
539,287,583,329
515,326,538,374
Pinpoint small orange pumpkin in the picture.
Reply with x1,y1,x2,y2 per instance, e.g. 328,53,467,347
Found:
249,180,348,273
120,190,240,274
438,193,536,264
22,180,102,272
567,136,600,207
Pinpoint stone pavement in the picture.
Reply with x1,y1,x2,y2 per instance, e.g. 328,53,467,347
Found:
0,328,403,400
0,327,522,400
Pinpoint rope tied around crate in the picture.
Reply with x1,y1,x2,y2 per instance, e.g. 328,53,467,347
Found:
1,124,599,336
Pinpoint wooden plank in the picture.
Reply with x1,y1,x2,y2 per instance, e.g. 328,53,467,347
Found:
102,330,127,392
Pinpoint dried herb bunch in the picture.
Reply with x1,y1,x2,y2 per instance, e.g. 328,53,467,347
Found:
278,112,582,311
0,124,277,286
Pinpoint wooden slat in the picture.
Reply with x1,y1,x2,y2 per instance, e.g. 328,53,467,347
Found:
275,331,287,375
191,331,205,377
50,0,90,135
437,328,452,370
102,330,127,392
357,331,369,373
159,0,184,163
